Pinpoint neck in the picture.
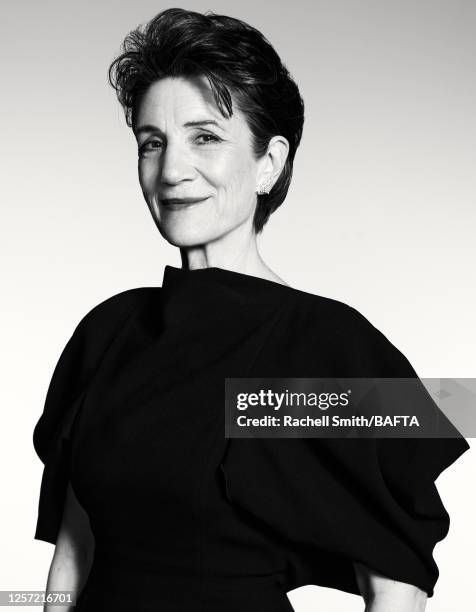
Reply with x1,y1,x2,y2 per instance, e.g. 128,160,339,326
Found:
178,221,286,285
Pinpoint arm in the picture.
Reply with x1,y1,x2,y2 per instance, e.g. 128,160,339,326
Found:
43,482,95,612
354,562,428,612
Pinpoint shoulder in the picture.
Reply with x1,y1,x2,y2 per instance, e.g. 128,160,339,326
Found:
70,286,159,349
74,284,159,351
283,285,379,339
285,288,417,378
51,286,159,384
33,287,158,464
78,286,157,332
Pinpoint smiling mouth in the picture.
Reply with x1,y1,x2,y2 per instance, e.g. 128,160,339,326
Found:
161,197,210,208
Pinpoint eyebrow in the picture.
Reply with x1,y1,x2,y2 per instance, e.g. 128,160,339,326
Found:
134,119,225,135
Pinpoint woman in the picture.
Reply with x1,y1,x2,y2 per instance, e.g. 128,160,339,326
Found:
33,8,469,612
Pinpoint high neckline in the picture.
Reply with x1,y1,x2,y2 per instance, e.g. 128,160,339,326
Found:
161,264,293,292
159,264,297,330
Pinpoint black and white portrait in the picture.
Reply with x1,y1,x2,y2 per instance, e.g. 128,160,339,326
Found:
1,2,474,612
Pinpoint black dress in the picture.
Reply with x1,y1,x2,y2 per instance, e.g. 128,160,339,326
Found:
33,264,469,611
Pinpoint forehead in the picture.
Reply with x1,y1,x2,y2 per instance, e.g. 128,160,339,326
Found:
134,75,244,131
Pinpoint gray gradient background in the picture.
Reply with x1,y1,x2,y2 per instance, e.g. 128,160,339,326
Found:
1,1,474,610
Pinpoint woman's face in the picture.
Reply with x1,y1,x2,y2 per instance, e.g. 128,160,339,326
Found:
133,75,263,247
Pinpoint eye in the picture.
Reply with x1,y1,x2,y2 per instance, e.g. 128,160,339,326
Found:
138,140,162,155
195,133,221,144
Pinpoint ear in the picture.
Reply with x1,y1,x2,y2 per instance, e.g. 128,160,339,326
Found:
256,135,290,188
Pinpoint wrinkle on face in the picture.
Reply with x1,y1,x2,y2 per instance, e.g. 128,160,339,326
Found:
133,75,261,247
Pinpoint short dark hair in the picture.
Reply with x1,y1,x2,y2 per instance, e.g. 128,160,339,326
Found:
108,7,305,233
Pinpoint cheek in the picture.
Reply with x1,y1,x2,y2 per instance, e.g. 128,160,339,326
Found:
138,161,158,191
211,154,256,201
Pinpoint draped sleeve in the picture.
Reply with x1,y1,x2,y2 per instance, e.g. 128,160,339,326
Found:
219,304,470,597
32,288,148,544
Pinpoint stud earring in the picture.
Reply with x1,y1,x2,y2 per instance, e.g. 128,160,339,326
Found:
256,176,273,195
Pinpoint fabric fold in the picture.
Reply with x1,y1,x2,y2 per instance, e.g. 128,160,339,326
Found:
33,288,148,544
218,433,468,597
34,389,88,543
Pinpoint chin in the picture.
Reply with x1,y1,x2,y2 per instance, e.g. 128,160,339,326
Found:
157,221,225,248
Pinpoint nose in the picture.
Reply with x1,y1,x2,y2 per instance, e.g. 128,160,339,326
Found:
160,140,195,186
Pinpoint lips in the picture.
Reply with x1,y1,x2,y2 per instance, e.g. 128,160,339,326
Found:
161,197,210,206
